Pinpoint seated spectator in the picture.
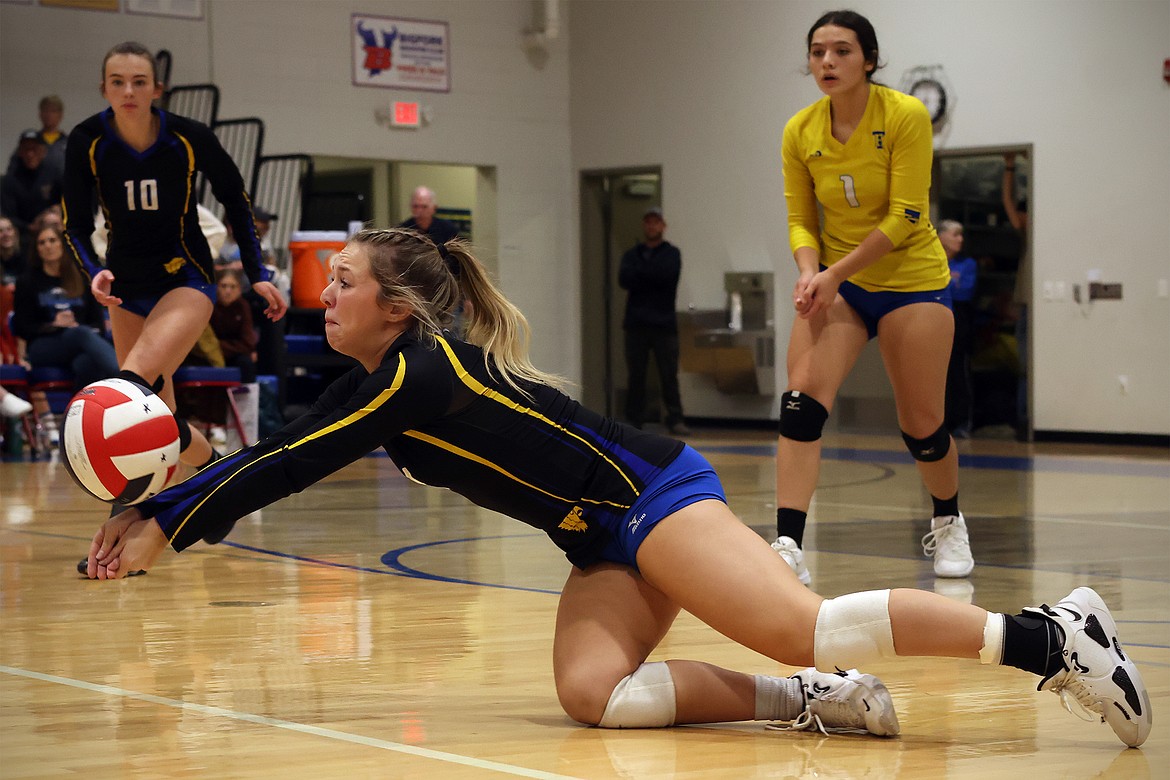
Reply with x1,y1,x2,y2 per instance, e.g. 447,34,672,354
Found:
11,225,117,389
7,96,67,180
211,268,257,383
2,131,63,240
219,207,283,374
1,216,23,283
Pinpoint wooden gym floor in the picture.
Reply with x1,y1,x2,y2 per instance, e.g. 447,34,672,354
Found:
1,427,1167,778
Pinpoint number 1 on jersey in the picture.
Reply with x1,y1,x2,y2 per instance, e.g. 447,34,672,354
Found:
839,174,860,208
124,179,160,211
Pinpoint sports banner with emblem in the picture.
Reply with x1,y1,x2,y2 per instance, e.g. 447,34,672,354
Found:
352,13,451,93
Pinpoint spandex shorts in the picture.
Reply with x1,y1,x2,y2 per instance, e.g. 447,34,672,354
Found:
119,280,217,317
596,444,727,569
832,269,952,339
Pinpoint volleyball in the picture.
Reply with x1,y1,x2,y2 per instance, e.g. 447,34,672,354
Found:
60,378,181,505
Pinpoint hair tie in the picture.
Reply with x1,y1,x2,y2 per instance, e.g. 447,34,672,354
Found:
437,242,459,278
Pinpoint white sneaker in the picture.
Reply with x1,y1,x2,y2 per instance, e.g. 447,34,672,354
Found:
0,392,33,418
921,513,973,578
1024,587,1152,747
771,535,811,585
209,425,228,447
767,668,900,736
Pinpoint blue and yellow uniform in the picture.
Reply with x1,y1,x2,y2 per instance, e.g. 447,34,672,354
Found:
61,108,268,301
138,332,708,568
781,84,949,293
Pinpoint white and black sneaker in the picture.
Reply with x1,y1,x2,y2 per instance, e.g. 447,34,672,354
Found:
921,513,974,578
767,668,899,736
1024,587,1151,747
771,535,811,585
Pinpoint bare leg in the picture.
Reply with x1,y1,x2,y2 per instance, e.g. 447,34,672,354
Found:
109,288,215,466
776,298,869,513
877,302,958,500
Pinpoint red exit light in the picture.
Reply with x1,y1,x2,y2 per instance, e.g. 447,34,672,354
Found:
393,101,420,128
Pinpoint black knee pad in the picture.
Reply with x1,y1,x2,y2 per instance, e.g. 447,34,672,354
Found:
116,369,164,394
901,423,951,462
175,415,193,452
778,391,829,442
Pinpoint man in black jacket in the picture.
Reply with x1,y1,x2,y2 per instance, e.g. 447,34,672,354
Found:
619,207,689,436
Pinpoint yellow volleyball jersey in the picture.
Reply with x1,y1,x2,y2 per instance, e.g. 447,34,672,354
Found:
782,84,949,292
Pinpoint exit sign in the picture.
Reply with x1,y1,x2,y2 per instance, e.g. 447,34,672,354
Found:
392,101,420,128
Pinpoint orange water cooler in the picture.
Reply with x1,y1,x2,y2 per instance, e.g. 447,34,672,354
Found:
288,231,347,308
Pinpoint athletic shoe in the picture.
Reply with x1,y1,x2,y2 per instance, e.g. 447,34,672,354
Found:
1024,587,1151,747
920,513,974,578
0,392,33,418
767,668,899,736
771,535,811,585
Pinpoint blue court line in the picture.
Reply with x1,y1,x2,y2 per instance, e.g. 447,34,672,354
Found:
696,443,1170,477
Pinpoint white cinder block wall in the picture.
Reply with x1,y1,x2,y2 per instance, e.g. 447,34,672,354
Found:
3,0,1167,436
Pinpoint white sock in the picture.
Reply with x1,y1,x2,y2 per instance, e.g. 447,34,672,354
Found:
754,674,804,721
979,612,1006,665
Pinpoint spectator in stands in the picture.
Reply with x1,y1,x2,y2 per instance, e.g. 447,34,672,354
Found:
1,216,23,283
7,96,68,180
211,267,257,383
11,225,118,391
1,130,62,239
399,186,459,244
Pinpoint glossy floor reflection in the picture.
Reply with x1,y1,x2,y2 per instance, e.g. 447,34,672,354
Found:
1,428,1167,778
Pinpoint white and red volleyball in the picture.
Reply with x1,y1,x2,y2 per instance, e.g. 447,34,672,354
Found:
61,378,181,505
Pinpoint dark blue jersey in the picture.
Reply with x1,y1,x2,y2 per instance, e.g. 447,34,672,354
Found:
61,108,268,299
139,332,685,568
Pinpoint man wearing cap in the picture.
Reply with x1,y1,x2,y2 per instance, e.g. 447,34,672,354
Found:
0,130,62,239
399,186,459,245
7,96,67,180
618,206,690,436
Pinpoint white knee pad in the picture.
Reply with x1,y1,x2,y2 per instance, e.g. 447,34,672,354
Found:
597,661,676,728
813,589,896,671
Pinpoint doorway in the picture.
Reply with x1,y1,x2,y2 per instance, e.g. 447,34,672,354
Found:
578,169,661,417
933,145,1032,439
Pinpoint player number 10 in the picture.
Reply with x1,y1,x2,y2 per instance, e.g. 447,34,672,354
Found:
124,179,160,211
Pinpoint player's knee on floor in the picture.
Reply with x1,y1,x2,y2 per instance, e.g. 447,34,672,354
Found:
779,391,828,443
814,589,896,671
559,662,676,728
901,423,951,462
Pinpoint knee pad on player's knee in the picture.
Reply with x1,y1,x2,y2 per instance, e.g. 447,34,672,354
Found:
597,662,676,728
813,590,895,672
175,416,193,452
901,424,951,462
116,369,164,394
778,391,828,443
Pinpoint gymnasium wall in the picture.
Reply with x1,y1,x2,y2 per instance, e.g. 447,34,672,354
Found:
570,0,1170,437
2,0,1167,436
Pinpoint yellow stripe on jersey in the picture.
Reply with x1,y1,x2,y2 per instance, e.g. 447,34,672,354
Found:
402,429,631,510
433,335,641,497
172,132,211,283
167,355,409,543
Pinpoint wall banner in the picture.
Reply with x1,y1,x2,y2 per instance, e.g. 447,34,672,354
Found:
352,13,450,93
